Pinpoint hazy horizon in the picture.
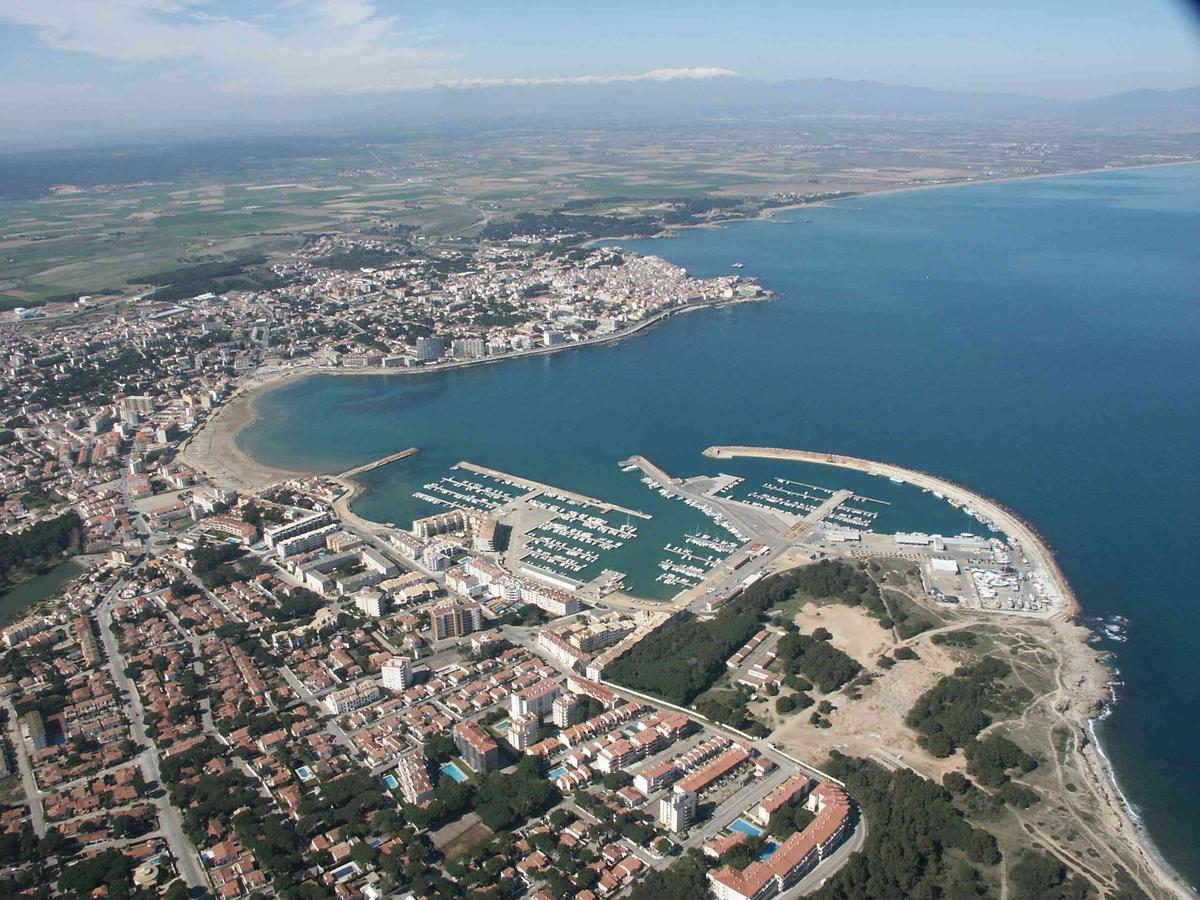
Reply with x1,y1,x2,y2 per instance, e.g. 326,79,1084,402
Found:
3,0,1200,145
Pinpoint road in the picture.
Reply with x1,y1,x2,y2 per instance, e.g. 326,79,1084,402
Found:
681,766,793,850
608,456,797,615
277,665,360,759
503,624,865,878
2,698,47,837
97,577,209,892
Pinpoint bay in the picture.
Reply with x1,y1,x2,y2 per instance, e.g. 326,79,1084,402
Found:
242,164,1200,884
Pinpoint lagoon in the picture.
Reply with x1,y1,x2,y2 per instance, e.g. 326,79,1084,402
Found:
0,559,82,624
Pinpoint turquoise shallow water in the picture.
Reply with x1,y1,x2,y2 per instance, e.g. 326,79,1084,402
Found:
243,164,1200,885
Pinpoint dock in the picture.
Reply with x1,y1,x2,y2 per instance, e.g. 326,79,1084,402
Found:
455,461,651,520
338,447,418,480
620,455,683,486
704,445,1071,617
786,489,853,539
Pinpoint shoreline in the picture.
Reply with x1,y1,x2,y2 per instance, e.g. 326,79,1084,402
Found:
179,294,766,493
705,445,1194,899
609,158,1200,244
774,158,1200,209
179,162,1197,896
7,159,1197,326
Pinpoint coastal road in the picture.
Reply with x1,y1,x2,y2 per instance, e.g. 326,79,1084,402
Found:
782,816,867,897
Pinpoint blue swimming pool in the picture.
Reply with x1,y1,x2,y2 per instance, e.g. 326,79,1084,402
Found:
382,773,398,790
441,762,469,783
730,818,763,838
547,765,568,779
758,840,779,859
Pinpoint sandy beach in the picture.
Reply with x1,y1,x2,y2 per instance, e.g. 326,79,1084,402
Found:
177,294,769,494
173,164,1198,897
178,372,314,493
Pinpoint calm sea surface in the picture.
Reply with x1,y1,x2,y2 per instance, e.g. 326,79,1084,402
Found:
243,164,1200,884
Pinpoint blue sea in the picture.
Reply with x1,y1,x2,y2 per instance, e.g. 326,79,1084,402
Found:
242,164,1200,884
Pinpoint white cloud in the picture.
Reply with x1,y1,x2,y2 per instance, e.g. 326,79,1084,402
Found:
443,68,739,89
2,1,737,96
0,0,455,94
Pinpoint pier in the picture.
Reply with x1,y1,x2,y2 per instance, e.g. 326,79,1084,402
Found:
338,447,418,480
785,489,854,539
455,461,651,520
620,455,683,487
704,445,1072,617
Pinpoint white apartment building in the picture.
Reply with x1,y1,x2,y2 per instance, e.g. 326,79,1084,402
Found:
659,789,697,832
381,656,414,691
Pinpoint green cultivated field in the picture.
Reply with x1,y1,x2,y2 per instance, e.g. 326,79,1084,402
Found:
7,118,1183,309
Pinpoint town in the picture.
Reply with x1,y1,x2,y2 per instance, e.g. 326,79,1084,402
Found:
0,464,861,899
0,232,872,900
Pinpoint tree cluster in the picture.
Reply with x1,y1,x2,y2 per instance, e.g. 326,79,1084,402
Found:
813,752,999,900
1009,850,1092,899
607,562,871,705
905,658,1015,757
0,511,81,588
775,631,861,694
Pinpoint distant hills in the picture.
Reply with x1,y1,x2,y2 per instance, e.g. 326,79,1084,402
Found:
372,75,1200,126
3,74,1197,154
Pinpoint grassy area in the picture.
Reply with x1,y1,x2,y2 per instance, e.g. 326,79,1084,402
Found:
441,821,493,860
0,775,25,805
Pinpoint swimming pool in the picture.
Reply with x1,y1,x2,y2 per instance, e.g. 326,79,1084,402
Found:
758,840,779,859
295,765,314,782
382,773,399,790
547,765,568,779
730,818,763,838
441,762,469,783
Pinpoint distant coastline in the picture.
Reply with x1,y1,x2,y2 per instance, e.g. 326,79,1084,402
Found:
185,158,1200,497
618,158,1200,243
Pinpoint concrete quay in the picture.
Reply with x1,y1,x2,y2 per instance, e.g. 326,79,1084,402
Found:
705,445,1074,617
784,488,854,539
455,461,651,520
620,454,682,487
337,446,418,480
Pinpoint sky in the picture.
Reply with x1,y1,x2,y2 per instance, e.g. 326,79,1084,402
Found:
1,0,1199,143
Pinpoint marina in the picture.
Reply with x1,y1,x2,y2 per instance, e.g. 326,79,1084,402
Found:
457,460,651,520
410,467,526,514
517,492,641,586
240,166,1200,888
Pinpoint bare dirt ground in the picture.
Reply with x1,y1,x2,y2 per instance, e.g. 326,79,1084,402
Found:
765,574,1189,899
765,600,965,780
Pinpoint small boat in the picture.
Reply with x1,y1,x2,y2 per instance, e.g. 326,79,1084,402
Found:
731,262,745,268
